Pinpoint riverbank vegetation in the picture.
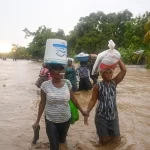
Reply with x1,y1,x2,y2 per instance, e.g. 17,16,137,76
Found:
1,10,150,68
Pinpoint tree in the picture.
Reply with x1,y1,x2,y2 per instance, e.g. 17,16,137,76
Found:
144,18,150,43
10,44,29,60
23,26,66,59
68,10,133,55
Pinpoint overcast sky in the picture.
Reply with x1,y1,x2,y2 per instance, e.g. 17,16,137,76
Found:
0,0,149,48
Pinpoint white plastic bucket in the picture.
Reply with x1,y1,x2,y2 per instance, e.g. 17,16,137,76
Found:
44,39,67,65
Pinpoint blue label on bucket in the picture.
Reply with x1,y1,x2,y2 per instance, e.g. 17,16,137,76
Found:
53,44,67,57
53,44,67,49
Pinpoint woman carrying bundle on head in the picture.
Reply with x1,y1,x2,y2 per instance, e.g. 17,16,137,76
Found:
84,59,126,146
33,64,88,150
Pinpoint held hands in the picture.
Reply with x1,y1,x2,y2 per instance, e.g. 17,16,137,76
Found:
80,110,89,125
81,110,89,117
84,115,89,125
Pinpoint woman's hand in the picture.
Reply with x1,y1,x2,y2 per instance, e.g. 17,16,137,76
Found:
32,121,39,130
80,110,89,117
83,111,89,125
84,116,89,125
81,110,89,125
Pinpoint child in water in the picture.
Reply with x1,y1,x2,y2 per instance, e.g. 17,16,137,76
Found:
84,59,126,146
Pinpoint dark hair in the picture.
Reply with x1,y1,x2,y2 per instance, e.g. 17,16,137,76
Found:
80,61,87,66
48,64,65,71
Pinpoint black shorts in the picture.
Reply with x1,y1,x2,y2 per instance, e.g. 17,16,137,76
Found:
79,77,92,91
95,114,120,137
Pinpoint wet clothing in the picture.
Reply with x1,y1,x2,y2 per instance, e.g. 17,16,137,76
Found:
45,118,70,150
41,79,72,123
78,77,92,91
95,115,120,137
96,80,117,120
77,66,92,91
41,79,72,150
95,80,120,137
77,66,89,78
65,67,77,92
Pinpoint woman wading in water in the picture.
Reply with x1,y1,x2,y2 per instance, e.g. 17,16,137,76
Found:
33,64,88,150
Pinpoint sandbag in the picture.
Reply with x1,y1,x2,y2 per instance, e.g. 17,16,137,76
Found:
92,40,121,75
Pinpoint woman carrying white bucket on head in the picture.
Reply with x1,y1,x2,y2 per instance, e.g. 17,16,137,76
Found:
33,39,88,150
32,64,88,150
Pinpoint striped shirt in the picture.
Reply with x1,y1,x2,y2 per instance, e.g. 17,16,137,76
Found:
76,66,89,78
96,80,118,120
41,79,72,123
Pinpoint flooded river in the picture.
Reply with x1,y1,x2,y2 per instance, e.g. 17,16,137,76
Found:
0,59,150,150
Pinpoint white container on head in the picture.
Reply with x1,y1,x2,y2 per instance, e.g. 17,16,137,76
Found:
44,39,67,65
92,40,121,75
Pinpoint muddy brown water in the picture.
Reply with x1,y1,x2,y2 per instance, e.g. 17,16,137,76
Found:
0,59,150,150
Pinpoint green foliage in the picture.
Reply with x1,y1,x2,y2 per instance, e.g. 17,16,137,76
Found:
144,19,150,43
23,26,66,59
5,10,150,68
8,44,30,59
69,10,133,54
146,63,150,69
68,10,150,67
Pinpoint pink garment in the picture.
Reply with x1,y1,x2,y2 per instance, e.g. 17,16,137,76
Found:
99,61,118,71
40,68,52,80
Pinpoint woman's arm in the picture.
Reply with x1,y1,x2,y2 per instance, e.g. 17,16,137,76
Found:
70,91,87,116
32,90,46,129
87,84,99,113
113,59,127,85
84,84,99,125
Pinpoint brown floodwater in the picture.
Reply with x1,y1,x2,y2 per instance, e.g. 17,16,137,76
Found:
0,59,150,150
